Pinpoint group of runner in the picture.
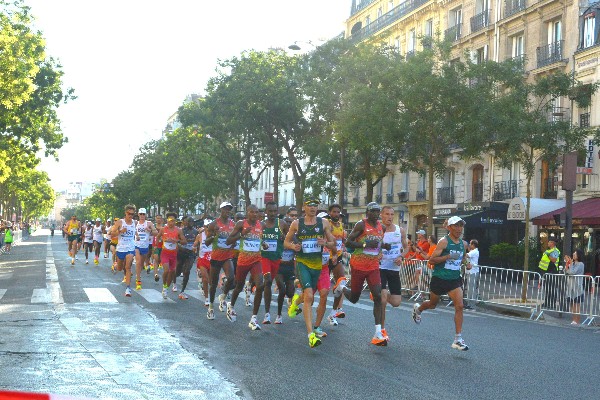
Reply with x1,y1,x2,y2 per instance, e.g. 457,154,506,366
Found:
61,200,471,351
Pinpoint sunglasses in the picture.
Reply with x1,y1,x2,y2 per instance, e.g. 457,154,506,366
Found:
126,212,135,216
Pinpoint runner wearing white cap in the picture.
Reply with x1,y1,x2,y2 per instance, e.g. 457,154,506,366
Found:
134,208,158,290
92,218,105,265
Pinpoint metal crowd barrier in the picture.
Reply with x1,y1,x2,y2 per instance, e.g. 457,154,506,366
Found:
399,259,429,301
537,273,598,325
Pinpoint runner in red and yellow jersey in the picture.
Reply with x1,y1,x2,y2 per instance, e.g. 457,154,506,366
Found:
156,212,187,299
151,214,164,282
341,202,391,346
204,202,236,320
326,204,348,326
225,204,265,330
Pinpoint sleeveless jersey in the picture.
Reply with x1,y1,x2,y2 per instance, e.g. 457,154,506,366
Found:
83,227,93,243
238,220,263,266
103,224,111,241
199,231,212,262
180,226,198,253
92,224,104,242
134,220,151,249
296,217,324,270
433,235,465,280
350,219,384,271
162,226,180,253
116,219,135,252
261,219,283,261
330,221,346,257
211,218,235,261
152,224,164,248
66,221,79,236
380,224,402,271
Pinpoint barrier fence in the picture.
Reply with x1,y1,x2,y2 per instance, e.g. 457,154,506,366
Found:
537,272,598,325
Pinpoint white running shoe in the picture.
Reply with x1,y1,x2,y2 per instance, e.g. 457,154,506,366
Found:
85,260,89,264
207,308,215,320
162,288,168,299
274,315,283,324
451,338,469,351
262,313,271,324
125,287,132,297
178,292,189,300
248,318,261,331
327,315,339,326
204,299,210,307
172,284,178,292
226,303,237,322
412,303,422,324
218,293,226,312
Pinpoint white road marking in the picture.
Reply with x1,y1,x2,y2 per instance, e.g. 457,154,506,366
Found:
46,237,63,304
185,290,205,301
84,288,118,303
0,289,6,300
31,288,51,303
136,289,175,303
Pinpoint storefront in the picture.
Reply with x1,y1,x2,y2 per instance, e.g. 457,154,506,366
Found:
532,197,600,275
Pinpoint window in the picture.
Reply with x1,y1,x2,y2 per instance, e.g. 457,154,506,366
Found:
407,29,416,53
425,19,433,37
378,7,383,19
365,15,371,26
290,190,294,205
389,1,394,11
583,14,596,48
403,171,410,191
474,45,488,64
283,190,287,206
395,36,401,52
450,7,462,27
512,34,524,58
548,20,561,45
387,174,394,195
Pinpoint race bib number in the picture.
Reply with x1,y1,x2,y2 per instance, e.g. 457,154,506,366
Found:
183,242,194,251
263,239,277,252
243,239,260,252
217,237,230,249
383,244,400,258
234,241,240,250
163,241,177,250
364,245,380,256
336,239,343,252
301,239,321,254
282,249,295,262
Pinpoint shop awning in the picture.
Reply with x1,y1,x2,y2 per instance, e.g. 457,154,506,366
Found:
531,197,600,226
506,197,565,221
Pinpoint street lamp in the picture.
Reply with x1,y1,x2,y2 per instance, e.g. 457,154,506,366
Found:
287,39,323,52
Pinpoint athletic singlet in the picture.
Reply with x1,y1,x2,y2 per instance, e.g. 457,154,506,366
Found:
238,219,262,266
134,220,151,249
433,235,465,280
199,231,212,261
180,226,198,252
350,218,384,271
330,221,346,257
152,224,164,248
103,224,111,240
116,219,135,252
211,218,235,261
296,217,324,270
83,227,93,243
380,224,402,271
162,227,180,252
92,224,104,242
261,219,283,261
66,221,79,236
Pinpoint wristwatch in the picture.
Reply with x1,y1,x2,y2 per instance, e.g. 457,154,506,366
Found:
362,243,366,248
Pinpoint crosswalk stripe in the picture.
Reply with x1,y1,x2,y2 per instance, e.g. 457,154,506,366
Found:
136,288,175,303
185,290,205,301
31,288,51,303
0,289,6,300
84,288,118,303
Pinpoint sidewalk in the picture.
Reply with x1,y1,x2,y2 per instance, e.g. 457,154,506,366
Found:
0,231,242,400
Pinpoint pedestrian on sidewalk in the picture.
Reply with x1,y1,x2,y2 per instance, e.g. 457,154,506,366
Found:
3,222,14,254
464,239,480,310
564,249,585,325
539,238,561,310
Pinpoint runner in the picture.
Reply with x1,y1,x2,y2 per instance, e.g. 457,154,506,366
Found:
133,208,158,290
326,204,348,326
312,212,335,339
340,202,391,346
194,225,212,307
151,214,164,282
92,218,105,265
63,215,81,266
82,221,94,264
273,207,299,324
103,219,112,259
284,198,337,348
378,206,407,341
204,202,236,320
225,204,265,330
110,217,119,272
157,212,187,299
233,211,251,306
260,201,288,325
412,216,470,351
176,216,198,300
109,205,138,297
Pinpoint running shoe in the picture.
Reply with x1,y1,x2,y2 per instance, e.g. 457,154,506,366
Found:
333,277,347,297
327,315,338,326
245,297,253,307
248,318,261,330
162,287,168,299
172,284,178,292
71,258,75,266
85,259,89,264
207,308,215,320
262,313,271,324
104,254,108,258
274,315,283,324
178,292,189,300
334,308,346,319
125,287,132,297
314,327,327,338
154,274,159,282
218,293,226,312
371,332,388,346
111,265,116,274
136,281,142,291
381,328,389,341
288,294,300,318
94,258,99,265
451,338,469,351
121,277,126,284
204,299,210,307
226,303,237,322
308,332,321,348
412,303,422,324
146,267,150,274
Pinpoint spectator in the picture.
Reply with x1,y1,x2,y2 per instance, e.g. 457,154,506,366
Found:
3,222,14,254
539,238,561,309
564,249,585,325
464,239,480,310
403,240,420,292
415,229,430,259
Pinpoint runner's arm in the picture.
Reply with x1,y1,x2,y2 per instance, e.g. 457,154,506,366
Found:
345,221,365,249
428,238,449,265
225,221,244,245
284,220,301,252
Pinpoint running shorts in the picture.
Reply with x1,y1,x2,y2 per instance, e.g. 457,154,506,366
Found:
261,258,280,276
235,261,262,282
135,246,150,256
317,265,331,291
116,250,135,260
277,263,295,282
429,276,463,296
297,262,321,291
161,250,178,271
380,269,401,295
350,268,381,294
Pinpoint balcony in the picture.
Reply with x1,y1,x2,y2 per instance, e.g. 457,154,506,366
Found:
352,198,359,207
470,10,490,33
543,177,557,199
386,193,395,203
350,0,429,42
493,180,519,201
351,0,376,16
444,24,462,42
375,194,383,203
580,112,590,128
398,191,409,202
536,40,564,68
416,190,427,201
472,182,484,202
546,106,571,123
343,197,350,206
504,0,526,18
436,187,455,204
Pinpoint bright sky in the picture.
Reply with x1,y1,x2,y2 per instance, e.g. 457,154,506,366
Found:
30,0,350,191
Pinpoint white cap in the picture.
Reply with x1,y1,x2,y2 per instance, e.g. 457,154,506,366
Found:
447,216,465,226
416,229,426,235
219,202,233,209
95,218,101,222
138,208,147,214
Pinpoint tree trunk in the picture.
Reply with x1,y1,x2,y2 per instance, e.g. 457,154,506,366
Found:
521,166,533,302
427,162,435,236
272,149,279,205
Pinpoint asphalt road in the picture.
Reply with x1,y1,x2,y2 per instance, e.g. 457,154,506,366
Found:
0,231,598,400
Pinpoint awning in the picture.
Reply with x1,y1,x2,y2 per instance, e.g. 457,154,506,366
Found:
532,197,600,226
506,197,565,221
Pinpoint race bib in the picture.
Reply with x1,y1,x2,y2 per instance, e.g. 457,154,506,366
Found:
301,239,321,254
282,249,295,262
364,245,380,256
322,252,330,265
163,241,177,250
383,244,400,258
263,239,278,252
243,239,260,252
217,237,230,249
336,239,343,251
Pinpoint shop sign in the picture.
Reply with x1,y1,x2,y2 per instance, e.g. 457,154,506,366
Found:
507,198,525,221
585,138,595,170
480,216,504,225
463,203,483,212
434,208,454,216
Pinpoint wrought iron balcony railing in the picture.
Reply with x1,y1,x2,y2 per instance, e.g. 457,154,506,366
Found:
493,180,519,201
536,40,564,68
351,0,376,16
444,24,462,42
436,187,455,204
375,194,383,203
472,182,484,202
416,190,427,201
386,193,395,203
580,112,590,128
543,177,557,199
398,191,409,202
352,198,359,207
470,10,490,33
504,0,527,18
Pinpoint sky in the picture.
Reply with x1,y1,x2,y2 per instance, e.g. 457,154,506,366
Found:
29,0,350,191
